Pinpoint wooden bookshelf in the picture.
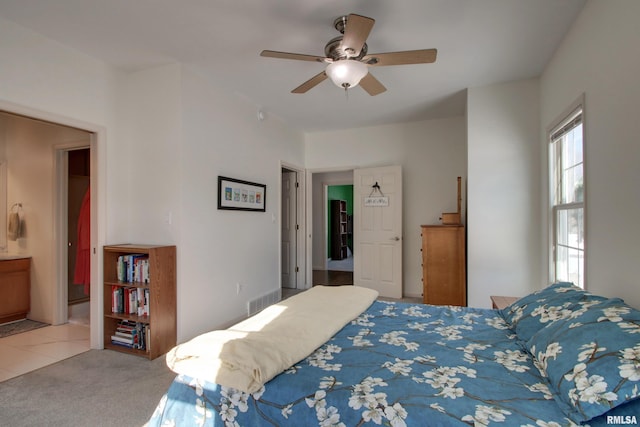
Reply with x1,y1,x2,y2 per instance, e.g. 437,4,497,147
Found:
331,200,349,260
103,244,176,359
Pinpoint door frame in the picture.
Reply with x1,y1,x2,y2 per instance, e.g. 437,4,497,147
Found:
0,98,105,350
280,162,307,290
53,134,100,348
305,167,356,287
323,180,353,270
0,161,6,251
54,142,91,323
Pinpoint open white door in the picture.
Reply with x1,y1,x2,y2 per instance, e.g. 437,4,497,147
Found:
353,165,402,298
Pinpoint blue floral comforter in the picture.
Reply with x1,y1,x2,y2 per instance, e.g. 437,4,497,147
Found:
148,299,638,426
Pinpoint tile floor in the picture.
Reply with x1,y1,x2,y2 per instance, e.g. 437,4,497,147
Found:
0,322,90,382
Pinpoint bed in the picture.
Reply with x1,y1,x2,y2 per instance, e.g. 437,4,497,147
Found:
147,283,640,426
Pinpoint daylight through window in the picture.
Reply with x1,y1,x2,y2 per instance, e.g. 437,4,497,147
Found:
550,105,585,288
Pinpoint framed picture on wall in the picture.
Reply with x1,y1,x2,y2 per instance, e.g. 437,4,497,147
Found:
217,176,266,212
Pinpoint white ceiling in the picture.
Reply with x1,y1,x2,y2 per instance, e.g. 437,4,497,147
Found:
0,0,586,132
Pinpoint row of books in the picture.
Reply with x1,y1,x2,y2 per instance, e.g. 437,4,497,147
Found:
111,286,150,317
117,254,150,283
110,320,149,351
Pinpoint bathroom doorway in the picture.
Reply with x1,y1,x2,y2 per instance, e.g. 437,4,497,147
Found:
1,102,101,349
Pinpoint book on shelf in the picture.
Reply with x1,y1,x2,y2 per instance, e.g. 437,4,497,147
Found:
111,320,147,351
116,254,150,283
111,286,150,316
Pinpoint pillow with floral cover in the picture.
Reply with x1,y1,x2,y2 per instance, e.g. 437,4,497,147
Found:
526,297,640,423
500,282,608,342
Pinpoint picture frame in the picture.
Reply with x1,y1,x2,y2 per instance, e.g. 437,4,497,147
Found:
217,176,266,212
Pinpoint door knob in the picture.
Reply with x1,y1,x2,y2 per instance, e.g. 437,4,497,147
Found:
391,236,400,241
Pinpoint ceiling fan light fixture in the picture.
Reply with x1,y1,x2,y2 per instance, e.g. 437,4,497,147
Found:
326,60,368,89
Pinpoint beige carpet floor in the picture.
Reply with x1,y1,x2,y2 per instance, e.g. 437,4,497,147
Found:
0,349,176,427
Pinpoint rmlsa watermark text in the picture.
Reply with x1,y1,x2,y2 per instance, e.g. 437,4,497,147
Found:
607,415,638,425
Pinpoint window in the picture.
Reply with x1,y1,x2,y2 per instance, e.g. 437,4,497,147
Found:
549,102,585,288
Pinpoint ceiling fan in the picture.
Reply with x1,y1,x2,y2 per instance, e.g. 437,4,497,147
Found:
260,13,437,96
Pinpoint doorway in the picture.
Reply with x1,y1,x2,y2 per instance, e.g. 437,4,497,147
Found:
0,101,101,349
326,183,354,273
280,164,306,295
0,106,98,327
281,167,297,289
309,170,354,286
67,148,91,324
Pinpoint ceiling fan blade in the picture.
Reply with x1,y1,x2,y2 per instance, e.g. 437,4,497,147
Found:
291,71,328,94
340,14,375,57
363,49,437,66
261,50,327,63
359,73,386,96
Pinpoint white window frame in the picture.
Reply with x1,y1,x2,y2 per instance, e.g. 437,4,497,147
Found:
548,95,586,288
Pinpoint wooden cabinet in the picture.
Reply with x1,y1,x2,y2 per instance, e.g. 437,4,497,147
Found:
103,244,176,359
421,225,466,306
331,200,349,260
0,257,31,324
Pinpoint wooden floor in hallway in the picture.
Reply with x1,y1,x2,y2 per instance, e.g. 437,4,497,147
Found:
283,269,421,304
312,269,354,286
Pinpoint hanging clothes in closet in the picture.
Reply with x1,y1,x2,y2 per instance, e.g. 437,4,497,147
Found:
73,187,91,295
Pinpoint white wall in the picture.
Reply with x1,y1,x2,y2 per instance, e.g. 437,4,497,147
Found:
0,19,120,126
305,117,466,298
118,63,183,245
540,0,640,309
466,79,541,308
177,66,305,341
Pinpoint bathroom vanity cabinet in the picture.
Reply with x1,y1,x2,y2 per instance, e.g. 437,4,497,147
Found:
0,256,31,324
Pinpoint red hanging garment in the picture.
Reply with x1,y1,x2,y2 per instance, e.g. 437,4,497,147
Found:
74,188,91,295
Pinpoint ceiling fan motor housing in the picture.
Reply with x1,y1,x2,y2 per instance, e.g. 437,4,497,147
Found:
333,15,349,34
325,36,368,61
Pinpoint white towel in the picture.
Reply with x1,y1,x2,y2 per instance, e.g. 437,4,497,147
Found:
7,212,20,241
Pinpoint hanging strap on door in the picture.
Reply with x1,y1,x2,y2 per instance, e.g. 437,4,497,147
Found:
368,182,385,197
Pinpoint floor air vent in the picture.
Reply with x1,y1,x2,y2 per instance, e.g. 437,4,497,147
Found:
247,289,281,317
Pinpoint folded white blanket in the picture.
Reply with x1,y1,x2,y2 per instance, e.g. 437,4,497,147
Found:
166,285,379,393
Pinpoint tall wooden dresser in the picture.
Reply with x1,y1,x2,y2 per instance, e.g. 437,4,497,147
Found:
421,225,466,306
